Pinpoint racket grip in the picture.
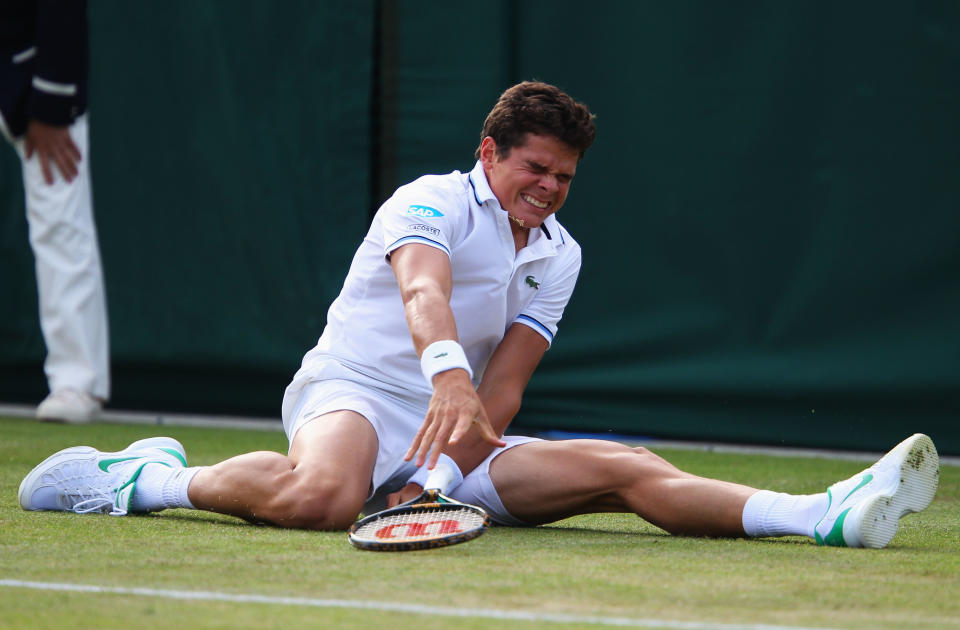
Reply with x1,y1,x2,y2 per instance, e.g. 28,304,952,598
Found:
409,454,465,493
424,461,455,492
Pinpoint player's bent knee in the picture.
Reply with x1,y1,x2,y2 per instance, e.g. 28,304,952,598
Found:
631,445,667,462
595,446,686,495
630,446,680,471
573,444,684,493
264,476,363,530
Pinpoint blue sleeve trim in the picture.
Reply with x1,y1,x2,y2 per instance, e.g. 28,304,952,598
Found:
515,314,554,342
387,235,451,256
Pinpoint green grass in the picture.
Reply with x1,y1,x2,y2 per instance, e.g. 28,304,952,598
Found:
1,416,958,629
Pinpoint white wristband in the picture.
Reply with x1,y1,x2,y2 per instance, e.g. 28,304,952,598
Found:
420,339,473,386
407,454,464,494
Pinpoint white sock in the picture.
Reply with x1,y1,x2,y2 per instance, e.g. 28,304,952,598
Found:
130,464,203,512
742,490,829,538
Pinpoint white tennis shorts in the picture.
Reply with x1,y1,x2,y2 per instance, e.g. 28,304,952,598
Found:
283,363,539,525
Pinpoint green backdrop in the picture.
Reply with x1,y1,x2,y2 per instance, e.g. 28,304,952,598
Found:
2,1,957,453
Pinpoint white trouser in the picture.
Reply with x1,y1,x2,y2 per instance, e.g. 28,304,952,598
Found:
10,114,110,399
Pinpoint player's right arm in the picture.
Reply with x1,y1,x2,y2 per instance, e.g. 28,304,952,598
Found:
389,242,505,469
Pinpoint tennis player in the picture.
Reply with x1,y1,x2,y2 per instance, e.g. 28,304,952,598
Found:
19,81,939,548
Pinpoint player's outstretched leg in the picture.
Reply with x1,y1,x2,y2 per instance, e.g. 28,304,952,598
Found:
482,433,938,549
813,433,939,548
18,437,187,516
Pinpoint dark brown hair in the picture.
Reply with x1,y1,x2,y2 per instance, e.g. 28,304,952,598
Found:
475,81,597,160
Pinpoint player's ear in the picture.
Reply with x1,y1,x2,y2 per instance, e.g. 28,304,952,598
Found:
479,136,498,167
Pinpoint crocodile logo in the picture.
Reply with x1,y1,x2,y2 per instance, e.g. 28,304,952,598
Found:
525,276,540,289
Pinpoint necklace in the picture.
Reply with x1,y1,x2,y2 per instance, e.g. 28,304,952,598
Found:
508,214,526,228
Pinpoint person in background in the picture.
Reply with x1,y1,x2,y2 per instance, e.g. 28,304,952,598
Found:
1,0,109,423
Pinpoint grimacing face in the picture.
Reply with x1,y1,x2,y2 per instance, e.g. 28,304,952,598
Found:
480,133,579,233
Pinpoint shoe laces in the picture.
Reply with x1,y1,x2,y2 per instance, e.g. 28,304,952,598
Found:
73,497,125,516
47,459,136,516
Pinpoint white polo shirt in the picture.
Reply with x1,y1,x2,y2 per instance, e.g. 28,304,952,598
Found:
281,161,581,419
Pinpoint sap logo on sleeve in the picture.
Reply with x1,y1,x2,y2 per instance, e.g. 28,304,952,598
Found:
406,205,444,218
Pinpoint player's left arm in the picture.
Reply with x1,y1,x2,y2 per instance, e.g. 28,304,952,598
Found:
443,323,549,474
432,236,580,478
386,322,547,507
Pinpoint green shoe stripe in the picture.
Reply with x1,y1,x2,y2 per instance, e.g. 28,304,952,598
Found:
159,447,187,466
814,473,874,545
841,473,873,504
114,461,158,512
814,487,835,537
98,456,141,472
819,507,852,547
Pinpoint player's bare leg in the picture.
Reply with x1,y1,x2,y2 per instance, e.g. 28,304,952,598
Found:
489,439,755,536
487,434,939,548
188,410,378,530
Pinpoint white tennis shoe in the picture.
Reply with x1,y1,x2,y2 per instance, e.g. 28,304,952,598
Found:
18,437,187,516
36,389,103,424
814,433,939,548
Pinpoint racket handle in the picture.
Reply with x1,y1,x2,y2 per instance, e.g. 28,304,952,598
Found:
424,461,456,492
409,454,465,493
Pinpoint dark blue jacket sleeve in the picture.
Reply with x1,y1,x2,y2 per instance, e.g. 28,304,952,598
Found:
26,0,88,126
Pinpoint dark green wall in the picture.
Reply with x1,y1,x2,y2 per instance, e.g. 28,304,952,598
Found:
2,1,957,453
2,1,374,412
505,1,960,452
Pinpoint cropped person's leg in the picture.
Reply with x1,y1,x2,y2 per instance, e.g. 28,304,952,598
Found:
20,115,109,419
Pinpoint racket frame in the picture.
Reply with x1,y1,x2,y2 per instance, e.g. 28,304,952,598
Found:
348,489,491,551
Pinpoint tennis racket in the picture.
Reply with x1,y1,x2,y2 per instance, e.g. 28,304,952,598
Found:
348,462,490,551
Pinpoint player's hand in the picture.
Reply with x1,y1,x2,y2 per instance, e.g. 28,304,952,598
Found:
24,119,81,184
386,482,424,508
405,368,505,468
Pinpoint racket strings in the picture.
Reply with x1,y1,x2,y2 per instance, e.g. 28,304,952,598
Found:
352,505,486,542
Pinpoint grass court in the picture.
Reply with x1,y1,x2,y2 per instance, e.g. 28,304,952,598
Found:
1,416,957,629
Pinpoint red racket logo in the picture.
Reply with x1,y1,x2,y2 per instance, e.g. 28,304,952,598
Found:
376,520,463,539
